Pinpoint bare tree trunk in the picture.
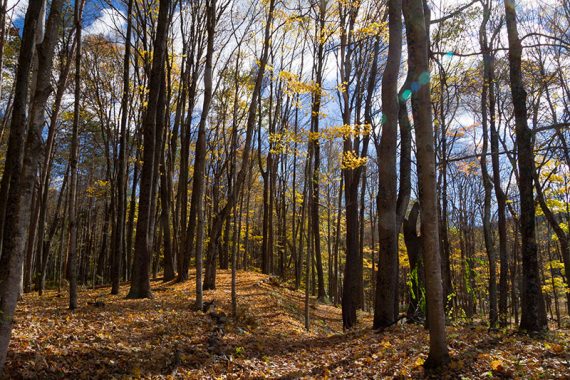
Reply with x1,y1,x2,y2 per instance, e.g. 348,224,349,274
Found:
128,0,171,299
111,0,134,295
305,170,313,330
36,32,76,295
374,0,402,329
404,203,424,321
0,0,57,370
126,145,140,281
503,0,547,332
160,134,176,281
339,1,362,330
188,0,216,301
178,2,212,285
488,40,509,328
402,0,449,367
479,4,498,328
23,186,39,293
68,0,85,310
310,1,327,302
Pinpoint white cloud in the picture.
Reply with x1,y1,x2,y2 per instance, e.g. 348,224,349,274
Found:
7,0,28,20
85,7,125,41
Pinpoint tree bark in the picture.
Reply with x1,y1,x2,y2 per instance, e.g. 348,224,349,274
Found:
0,0,57,371
402,0,449,367
68,0,84,310
479,4,498,328
374,0,402,329
310,0,327,302
503,0,547,332
111,0,134,295
127,0,171,299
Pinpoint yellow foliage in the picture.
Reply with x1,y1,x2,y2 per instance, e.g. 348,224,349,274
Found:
341,150,367,170
278,70,321,95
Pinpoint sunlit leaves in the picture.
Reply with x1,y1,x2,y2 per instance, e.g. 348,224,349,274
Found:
341,150,367,170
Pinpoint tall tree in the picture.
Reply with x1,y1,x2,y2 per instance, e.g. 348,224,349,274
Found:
402,0,449,367
0,0,59,371
483,0,509,326
111,0,134,295
503,0,547,332
68,0,85,310
340,0,362,330
187,0,217,307
374,0,402,329
309,0,328,302
127,0,171,299
479,0,498,328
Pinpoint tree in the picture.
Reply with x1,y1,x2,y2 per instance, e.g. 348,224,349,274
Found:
308,0,328,302
203,0,276,290
128,0,171,299
402,0,450,367
374,0,402,329
188,0,217,308
340,0,362,330
68,0,85,311
111,0,134,295
503,0,547,332
0,0,60,371
478,0,498,328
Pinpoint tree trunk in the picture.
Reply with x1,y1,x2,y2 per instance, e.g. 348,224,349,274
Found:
0,0,57,371
127,0,171,299
374,0,402,329
503,0,547,332
68,0,84,310
180,0,215,287
310,2,327,302
404,202,424,322
160,134,176,281
402,0,449,367
340,2,362,330
479,5,498,328
111,0,134,295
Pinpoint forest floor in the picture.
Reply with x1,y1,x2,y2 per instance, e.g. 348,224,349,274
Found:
4,270,570,379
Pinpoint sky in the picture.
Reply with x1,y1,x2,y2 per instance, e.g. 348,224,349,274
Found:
6,0,118,33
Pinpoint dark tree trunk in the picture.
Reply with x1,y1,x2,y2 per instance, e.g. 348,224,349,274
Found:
374,0,402,329
310,2,327,302
0,0,61,370
111,0,134,295
404,203,424,322
179,1,214,286
487,43,509,327
127,0,171,299
479,5,498,328
503,0,547,332
340,1,362,330
68,0,84,310
160,134,176,282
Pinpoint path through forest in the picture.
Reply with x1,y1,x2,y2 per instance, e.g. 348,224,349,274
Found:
4,271,570,379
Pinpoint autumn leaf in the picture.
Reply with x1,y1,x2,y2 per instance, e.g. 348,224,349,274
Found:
491,359,504,373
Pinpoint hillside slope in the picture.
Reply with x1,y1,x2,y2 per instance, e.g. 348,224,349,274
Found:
4,271,570,379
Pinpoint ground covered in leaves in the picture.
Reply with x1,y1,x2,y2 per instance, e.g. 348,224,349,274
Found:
4,270,570,379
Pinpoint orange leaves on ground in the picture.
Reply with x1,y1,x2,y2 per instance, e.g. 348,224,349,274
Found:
5,271,570,379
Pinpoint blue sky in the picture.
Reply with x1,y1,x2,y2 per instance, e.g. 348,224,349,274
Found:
9,0,119,32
